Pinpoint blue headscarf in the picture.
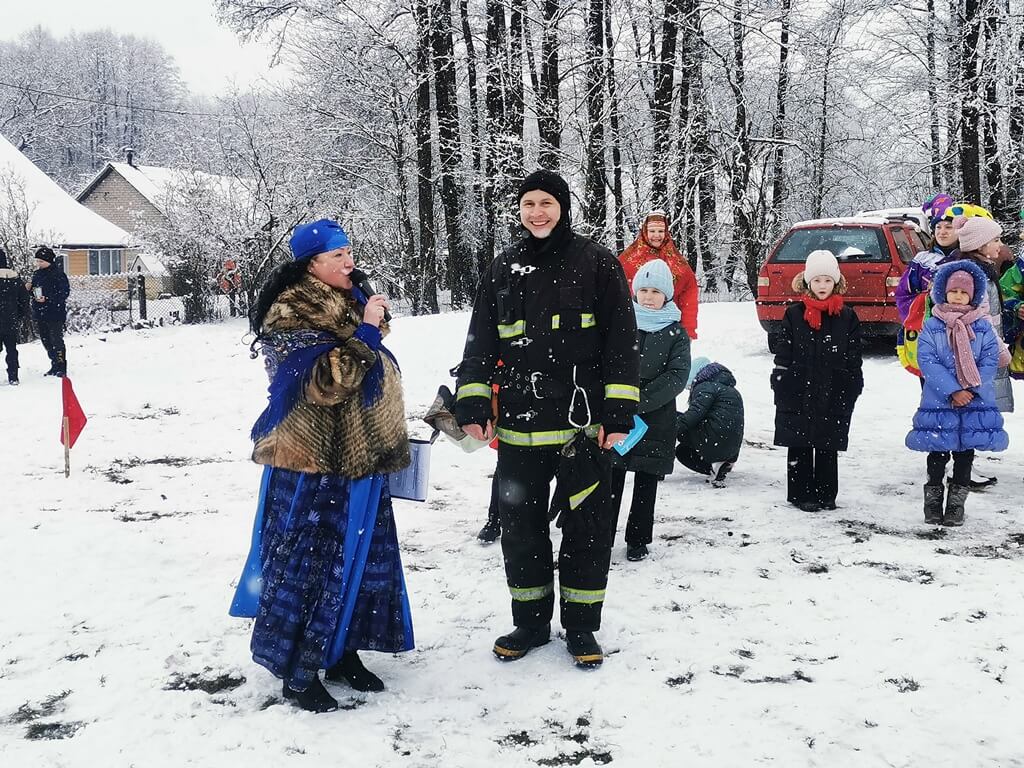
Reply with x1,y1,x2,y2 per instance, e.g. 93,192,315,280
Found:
290,219,351,261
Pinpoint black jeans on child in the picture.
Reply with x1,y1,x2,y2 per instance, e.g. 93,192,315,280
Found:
674,434,713,475
610,467,659,546
927,450,974,485
676,434,739,476
787,447,838,507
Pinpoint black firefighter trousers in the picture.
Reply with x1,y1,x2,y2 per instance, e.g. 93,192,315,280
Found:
495,443,614,632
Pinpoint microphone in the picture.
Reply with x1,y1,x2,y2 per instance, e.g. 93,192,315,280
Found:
349,267,391,322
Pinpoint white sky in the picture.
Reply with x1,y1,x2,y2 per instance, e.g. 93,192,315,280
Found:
1,0,284,97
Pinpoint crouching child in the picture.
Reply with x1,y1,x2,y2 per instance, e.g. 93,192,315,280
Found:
906,260,1009,526
675,357,744,487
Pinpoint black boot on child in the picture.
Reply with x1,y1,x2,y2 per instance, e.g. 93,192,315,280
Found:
477,512,501,543
923,483,944,525
943,483,968,526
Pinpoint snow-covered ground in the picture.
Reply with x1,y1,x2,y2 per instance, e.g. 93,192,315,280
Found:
2,302,1022,767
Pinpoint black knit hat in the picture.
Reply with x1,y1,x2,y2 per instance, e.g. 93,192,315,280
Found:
35,246,56,264
518,169,571,221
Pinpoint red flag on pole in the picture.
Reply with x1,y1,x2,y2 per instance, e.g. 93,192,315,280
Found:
61,377,88,449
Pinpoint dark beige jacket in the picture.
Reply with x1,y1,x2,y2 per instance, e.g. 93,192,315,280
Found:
252,274,410,478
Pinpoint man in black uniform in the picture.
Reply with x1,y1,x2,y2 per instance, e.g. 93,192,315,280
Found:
455,170,639,667
0,248,29,385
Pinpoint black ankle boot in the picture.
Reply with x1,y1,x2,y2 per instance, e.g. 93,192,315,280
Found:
477,513,501,543
923,483,944,524
282,677,339,713
493,624,551,660
566,630,604,668
943,483,968,526
325,651,385,692
626,543,648,561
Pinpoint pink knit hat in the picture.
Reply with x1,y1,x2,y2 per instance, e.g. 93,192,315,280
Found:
945,270,975,301
953,215,1002,252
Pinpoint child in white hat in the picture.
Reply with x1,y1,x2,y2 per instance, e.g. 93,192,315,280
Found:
771,250,864,511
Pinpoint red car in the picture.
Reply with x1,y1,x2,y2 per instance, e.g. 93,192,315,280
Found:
756,216,927,351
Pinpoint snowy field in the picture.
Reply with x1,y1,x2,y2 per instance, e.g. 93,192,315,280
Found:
2,302,1023,768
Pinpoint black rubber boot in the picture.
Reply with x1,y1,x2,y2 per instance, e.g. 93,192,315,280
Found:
493,624,551,661
566,630,604,668
282,677,339,713
325,651,385,692
477,512,501,543
923,483,944,525
943,483,968,527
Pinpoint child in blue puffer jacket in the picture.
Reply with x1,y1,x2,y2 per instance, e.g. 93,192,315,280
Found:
906,260,1010,526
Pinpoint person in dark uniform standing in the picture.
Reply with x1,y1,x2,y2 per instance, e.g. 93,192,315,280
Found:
30,246,70,377
0,248,29,385
455,169,640,667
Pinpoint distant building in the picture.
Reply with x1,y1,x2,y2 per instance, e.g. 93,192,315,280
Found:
0,132,132,276
77,155,244,280
76,156,177,278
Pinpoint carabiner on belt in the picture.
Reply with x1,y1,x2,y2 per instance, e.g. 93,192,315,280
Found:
567,365,592,429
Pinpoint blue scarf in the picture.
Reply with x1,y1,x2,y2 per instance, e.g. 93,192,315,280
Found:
634,299,681,332
250,286,398,442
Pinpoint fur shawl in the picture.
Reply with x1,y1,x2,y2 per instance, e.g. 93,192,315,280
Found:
252,274,410,478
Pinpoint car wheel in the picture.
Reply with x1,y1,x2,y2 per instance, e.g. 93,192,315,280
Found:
767,333,780,353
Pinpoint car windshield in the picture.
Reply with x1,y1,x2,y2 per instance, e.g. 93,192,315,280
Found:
772,227,888,263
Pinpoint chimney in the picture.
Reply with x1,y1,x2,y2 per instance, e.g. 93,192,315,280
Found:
124,147,135,167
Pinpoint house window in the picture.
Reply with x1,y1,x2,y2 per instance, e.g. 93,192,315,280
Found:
88,249,123,275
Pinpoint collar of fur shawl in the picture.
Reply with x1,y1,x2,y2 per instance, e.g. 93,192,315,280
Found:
264,273,391,339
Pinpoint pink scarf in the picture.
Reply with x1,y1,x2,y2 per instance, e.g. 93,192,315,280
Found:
931,302,990,388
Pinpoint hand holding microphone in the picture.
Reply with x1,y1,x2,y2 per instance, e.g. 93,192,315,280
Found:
350,267,391,324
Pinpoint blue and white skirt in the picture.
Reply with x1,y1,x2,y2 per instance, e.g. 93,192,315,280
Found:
230,467,414,690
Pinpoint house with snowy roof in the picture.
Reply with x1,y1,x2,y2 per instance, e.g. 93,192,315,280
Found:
0,132,133,276
76,155,248,280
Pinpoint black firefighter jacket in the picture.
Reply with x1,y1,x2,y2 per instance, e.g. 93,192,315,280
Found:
454,225,640,448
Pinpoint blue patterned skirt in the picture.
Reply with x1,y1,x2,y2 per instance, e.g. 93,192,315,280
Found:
230,467,414,691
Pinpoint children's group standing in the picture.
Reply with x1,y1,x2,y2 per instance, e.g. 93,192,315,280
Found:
230,184,1020,717
781,195,1016,526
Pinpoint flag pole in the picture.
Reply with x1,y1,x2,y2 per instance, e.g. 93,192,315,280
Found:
63,416,70,478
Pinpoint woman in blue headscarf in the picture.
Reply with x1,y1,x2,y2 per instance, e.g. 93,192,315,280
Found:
230,219,414,713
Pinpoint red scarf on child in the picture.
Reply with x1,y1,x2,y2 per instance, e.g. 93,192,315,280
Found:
803,294,844,331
